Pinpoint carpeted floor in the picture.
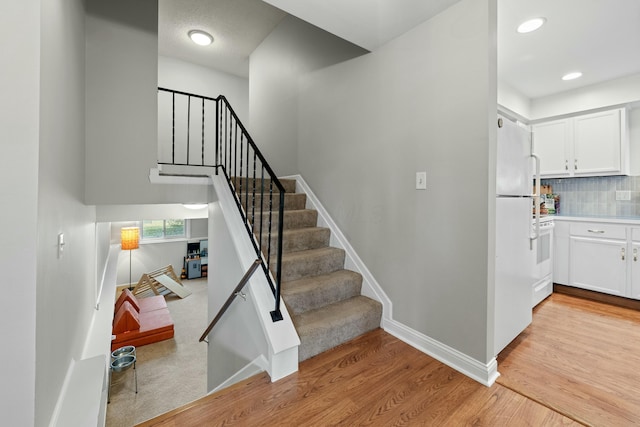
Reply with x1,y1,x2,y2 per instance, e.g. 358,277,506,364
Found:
106,278,208,426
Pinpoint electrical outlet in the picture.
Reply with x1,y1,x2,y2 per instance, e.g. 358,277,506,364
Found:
416,172,427,190
616,190,631,201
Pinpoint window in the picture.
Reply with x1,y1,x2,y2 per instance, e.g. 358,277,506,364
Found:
142,219,186,240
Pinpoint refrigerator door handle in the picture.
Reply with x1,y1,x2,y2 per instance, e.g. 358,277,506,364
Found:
530,153,541,245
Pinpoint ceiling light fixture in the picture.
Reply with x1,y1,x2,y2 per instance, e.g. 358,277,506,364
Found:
183,203,207,210
188,30,213,46
562,72,583,81
517,17,546,34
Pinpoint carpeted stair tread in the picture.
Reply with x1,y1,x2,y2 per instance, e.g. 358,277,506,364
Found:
256,209,318,231
259,227,329,258
279,247,345,282
282,270,362,315
232,177,296,193
239,192,307,211
277,227,331,253
293,296,382,361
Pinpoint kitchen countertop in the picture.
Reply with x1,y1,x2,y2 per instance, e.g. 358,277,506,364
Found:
549,215,640,225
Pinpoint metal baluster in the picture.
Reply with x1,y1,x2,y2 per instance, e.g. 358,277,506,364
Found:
201,98,205,166
266,180,273,273
251,151,257,233
215,99,219,173
259,167,265,257
186,95,191,165
171,92,175,164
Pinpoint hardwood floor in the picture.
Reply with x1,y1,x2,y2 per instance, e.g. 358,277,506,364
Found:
497,292,640,426
138,292,639,426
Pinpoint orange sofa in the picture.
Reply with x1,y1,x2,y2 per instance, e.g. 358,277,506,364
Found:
111,289,174,351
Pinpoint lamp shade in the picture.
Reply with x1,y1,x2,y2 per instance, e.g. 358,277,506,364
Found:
121,227,140,250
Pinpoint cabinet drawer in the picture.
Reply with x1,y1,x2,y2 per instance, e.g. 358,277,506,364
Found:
569,223,626,240
631,228,640,241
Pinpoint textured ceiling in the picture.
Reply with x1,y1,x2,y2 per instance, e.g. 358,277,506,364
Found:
158,0,286,78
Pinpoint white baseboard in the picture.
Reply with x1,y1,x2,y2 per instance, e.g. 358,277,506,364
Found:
383,319,499,386
209,355,268,394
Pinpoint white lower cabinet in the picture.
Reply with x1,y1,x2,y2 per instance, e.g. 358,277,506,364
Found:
556,220,640,300
569,236,627,296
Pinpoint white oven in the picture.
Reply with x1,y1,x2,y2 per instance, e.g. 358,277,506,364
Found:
532,216,554,307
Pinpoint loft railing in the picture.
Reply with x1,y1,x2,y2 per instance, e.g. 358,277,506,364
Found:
158,87,284,322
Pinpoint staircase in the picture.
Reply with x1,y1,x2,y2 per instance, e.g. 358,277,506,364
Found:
237,177,382,361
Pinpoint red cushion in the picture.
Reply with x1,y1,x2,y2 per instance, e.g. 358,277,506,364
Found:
137,295,168,312
111,308,175,350
112,301,141,334
115,289,140,313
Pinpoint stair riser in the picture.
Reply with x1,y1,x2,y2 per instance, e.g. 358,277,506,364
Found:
296,298,382,361
254,210,318,231
283,275,362,315
278,250,345,282
232,177,296,193
240,193,306,211
276,228,330,254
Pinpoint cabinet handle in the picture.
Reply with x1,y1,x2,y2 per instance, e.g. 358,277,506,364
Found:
565,159,569,171
574,159,578,170
587,229,605,234
622,248,626,261
634,248,638,262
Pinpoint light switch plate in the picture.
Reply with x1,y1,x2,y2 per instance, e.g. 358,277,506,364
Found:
416,172,427,190
616,190,631,201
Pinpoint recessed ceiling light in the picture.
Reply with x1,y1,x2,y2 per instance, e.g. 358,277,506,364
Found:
562,72,583,81
517,17,546,34
188,30,213,46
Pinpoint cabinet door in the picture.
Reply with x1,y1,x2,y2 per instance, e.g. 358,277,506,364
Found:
569,236,626,296
532,119,572,177
631,242,640,300
573,109,622,175
553,221,570,285
630,228,640,300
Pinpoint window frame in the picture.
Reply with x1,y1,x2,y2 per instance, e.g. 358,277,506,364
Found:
140,219,188,242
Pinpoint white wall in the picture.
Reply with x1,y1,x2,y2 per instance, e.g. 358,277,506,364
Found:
498,79,531,120
207,202,269,390
249,16,368,176
0,1,40,425
292,0,496,362
158,55,249,124
85,0,211,205
36,0,100,425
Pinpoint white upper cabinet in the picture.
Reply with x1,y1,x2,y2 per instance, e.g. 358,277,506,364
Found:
532,108,628,178
574,110,623,174
532,119,572,177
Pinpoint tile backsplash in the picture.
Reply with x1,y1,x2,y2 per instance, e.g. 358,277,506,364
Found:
542,176,640,217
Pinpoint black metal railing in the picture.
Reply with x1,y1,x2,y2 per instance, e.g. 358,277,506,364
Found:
158,87,284,322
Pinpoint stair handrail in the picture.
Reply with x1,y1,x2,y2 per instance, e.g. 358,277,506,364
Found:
158,87,285,322
199,259,262,343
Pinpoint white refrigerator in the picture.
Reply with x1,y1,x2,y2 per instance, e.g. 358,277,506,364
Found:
494,116,537,355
